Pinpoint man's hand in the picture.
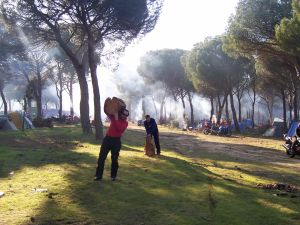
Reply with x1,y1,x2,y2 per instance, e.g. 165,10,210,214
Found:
114,112,119,120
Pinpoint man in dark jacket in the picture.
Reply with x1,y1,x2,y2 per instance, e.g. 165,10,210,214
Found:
144,115,161,155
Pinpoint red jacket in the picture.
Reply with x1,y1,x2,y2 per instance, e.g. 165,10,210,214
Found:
106,116,128,138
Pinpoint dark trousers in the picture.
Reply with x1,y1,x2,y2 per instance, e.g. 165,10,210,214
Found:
95,136,121,179
152,131,161,154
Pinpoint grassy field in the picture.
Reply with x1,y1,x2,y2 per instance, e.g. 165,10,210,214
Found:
0,125,300,225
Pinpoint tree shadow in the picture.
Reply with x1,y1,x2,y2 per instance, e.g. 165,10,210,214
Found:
1,127,300,225
18,148,300,225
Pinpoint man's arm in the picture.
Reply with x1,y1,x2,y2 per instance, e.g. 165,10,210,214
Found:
144,121,151,135
150,119,157,134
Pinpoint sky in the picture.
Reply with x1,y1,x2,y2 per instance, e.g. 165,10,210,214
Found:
118,0,239,66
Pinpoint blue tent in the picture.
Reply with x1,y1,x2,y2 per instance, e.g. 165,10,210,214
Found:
230,119,254,133
287,122,299,137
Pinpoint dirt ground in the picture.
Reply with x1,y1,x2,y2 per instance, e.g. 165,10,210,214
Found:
130,124,300,185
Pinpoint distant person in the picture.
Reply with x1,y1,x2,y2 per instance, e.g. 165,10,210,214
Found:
94,109,129,181
144,115,161,155
296,123,300,137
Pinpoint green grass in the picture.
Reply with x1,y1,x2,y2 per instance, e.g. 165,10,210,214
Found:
0,126,299,225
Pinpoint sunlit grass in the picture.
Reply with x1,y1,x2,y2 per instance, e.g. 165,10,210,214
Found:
0,126,299,225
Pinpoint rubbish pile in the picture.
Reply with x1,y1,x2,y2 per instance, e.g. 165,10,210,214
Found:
257,183,298,193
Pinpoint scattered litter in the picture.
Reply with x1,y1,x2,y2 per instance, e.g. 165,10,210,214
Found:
32,188,48,193
257,183,298,193
235,166,242,171
0,191,5,197
273,193,288,197
9,171,14,176
47,192,58,199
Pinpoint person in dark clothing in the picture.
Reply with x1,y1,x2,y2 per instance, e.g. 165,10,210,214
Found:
144,115,161,155
94,109,129,181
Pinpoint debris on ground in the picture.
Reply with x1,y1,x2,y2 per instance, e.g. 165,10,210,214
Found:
32,188,48,193
9,171,14,176
47,192,58,199
0,191,5,197
234,166,242,171
257,183,298,193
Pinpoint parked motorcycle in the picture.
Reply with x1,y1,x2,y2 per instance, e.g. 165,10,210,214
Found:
203,125,232,137
282,135,300,158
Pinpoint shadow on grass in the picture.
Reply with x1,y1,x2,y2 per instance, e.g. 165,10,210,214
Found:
1,127,300,225
20,147,300,225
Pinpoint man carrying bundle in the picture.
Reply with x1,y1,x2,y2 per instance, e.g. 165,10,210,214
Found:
144,115,161,155
94,97,129,181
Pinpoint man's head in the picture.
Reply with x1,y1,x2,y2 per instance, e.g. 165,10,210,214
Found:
119,109,129,120
145,115,151,122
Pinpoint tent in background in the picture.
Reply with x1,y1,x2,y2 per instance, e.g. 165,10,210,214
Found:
263,117,285,137
230,119,254,132
8,112,34,129
287,122,299,138
0,116,17,131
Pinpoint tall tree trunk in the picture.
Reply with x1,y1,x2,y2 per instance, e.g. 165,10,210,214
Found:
247,87,256,128
187,91,194,127
59,73,63,118
8,99,11,113
27,98,32,116
70,75,74,117
76,65,92,134
217,95,227,124
264,99,274,125
293,90,299,121
230,92,240,132
225,96,229,120
180,91,186,120
251,101,255,128
0,87,7,115
88,38,103,140
59,91,63,118
159,100,165,124
23,97,27,112
56,35,91,134
238,96,242,122
36,68,43,118
281,90,287,132
288,94,293,125
210,97,214,121
151,96,158,118
36,93,42,118
164,102,167,121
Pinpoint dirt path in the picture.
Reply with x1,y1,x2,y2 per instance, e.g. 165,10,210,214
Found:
130,124,300,172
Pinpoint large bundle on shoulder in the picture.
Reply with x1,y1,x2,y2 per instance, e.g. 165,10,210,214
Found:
104,97,126,116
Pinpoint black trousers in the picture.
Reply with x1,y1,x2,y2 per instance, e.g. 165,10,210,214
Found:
95,136,121,179
152,131,161,154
